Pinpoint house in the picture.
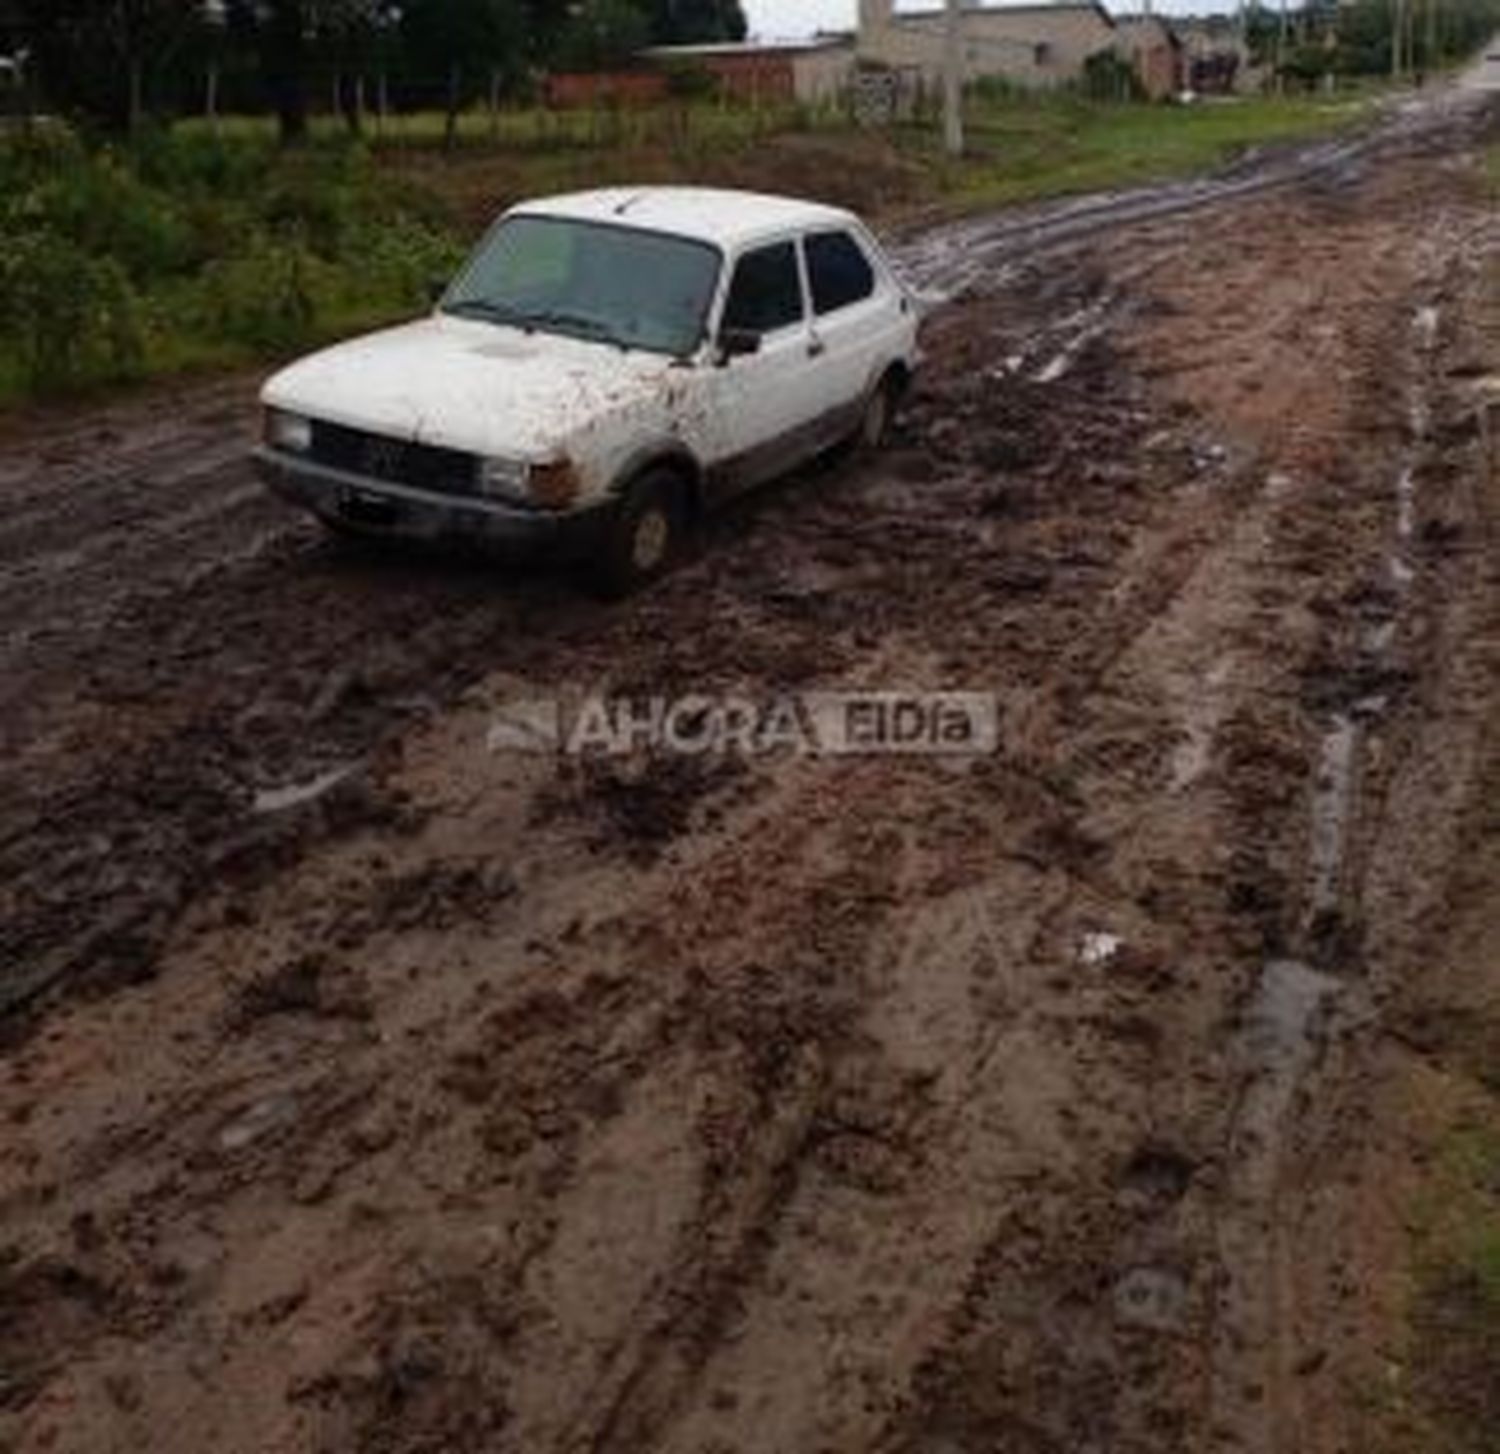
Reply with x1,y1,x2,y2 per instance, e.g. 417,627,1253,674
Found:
1114,14,1184,97
544,71,670,109
857,0,1121,90
641,37,856,107
1173,14,1254,92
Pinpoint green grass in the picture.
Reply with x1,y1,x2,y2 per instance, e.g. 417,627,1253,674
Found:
176,97,846,155
924,91,1376,208
1398,1116,1500,1446
1389,1106,1500,1454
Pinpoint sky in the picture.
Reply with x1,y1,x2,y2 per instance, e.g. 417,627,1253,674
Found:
741,0,1229,39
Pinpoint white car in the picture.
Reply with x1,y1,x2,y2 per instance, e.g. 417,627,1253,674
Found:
254,186,920,592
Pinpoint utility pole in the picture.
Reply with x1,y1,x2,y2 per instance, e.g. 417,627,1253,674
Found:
1276,0,1290,92
943,0,964,158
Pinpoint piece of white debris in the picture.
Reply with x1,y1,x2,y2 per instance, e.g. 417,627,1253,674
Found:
1080,932,1123,966
252,764,358,815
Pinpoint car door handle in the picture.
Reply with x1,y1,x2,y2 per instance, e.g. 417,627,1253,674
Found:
807,337,826,358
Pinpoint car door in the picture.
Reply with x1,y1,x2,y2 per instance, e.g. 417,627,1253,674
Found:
703,236,826,497
801,227,901,435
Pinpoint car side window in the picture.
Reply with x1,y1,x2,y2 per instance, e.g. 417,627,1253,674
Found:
722,241,804,335
805,231,877,316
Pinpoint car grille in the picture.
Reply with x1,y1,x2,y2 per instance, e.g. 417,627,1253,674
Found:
309,421,479,498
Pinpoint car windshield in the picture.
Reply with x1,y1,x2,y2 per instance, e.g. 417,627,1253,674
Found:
442,215,722,358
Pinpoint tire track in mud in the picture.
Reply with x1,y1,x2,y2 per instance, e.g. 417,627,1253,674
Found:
1199,205,1498,1451
0,90,1480,1026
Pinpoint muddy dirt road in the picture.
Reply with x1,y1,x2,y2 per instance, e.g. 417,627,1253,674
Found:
1,84,1497,1454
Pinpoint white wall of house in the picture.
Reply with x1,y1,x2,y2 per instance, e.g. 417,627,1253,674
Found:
858,0,1120,88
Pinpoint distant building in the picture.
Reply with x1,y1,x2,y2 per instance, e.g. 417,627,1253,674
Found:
641,37,857,106
1114,14,1185,97
857,0,1121,90
544,70,670,109
1173,14,1253,92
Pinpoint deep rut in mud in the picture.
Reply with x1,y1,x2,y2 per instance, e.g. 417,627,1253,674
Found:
1,88,1497,1454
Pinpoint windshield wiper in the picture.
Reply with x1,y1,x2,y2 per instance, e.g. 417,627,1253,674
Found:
443,298,537,331
528,310,631,350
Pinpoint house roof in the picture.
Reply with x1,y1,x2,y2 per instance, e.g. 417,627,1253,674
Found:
1114,14,1182,44
897,2,1115,28
511,187,858,248
643,37,854,60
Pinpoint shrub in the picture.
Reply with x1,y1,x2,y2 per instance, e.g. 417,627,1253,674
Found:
1081,51,1147,103
0,128,456,399
197,236,321,350
0,232,145,389
348,216,467,310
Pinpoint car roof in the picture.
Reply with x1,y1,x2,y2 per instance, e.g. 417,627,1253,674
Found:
509,187,861,248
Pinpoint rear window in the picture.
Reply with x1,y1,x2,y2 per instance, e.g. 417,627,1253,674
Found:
722,242,804,335
806,231,877,316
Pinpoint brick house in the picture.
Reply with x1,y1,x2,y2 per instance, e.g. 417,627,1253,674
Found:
1115,14,1185,98
641,38,857,107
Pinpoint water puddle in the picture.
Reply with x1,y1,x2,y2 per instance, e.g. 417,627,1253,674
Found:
1304,714,1359,925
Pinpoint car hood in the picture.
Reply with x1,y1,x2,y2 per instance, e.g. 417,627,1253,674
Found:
261,314,678,458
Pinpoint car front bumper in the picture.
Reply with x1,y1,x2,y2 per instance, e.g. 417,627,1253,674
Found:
252,446,609,556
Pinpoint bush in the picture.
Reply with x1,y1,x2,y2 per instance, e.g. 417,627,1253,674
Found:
1081,51,1147,103
348,216,466,310
197,236,321,350
0,232,145,389
0,126,461,399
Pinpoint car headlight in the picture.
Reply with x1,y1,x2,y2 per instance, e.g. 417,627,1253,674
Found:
479,455,532,504
264,408,312,454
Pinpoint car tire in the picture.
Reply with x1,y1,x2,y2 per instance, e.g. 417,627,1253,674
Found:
853,370,903,455
317,514,363,540
593,470,684,597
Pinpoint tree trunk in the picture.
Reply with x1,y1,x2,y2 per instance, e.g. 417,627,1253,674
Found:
128,54,144,134
206,62,220,139
444,62,461,153
266,0,309,145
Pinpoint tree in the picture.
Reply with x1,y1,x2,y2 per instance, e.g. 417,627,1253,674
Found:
13,0,208,130
558,0,650,70
646,0,746,44
247,0,310,142
400,0,523,147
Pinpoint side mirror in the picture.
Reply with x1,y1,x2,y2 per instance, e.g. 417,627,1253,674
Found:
716,327,762,365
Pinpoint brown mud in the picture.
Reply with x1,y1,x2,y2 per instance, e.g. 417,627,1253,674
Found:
0,87,1496,1454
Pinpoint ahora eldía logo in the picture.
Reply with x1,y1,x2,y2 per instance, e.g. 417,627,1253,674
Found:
487,692,999,758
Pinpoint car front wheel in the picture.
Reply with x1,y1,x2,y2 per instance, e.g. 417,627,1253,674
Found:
593,470,684,597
